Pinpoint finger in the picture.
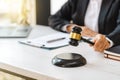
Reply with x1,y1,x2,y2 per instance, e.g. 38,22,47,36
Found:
98,40,107,50
93,34,108,52
104,41,110,49
94,44,105,52
93,39,106,52
96,41,107,52
100,39,110,50
89,44,93,46
94,39,110,52
99,42,108,52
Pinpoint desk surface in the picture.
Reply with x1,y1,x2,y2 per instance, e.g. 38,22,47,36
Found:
0,25,120,80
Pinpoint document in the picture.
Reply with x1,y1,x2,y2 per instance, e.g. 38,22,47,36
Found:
19,33,70,49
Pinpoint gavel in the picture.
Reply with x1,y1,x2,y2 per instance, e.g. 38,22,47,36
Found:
69,26,94,46
52,26,90,68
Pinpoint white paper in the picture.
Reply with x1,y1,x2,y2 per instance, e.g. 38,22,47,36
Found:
19,33,70,49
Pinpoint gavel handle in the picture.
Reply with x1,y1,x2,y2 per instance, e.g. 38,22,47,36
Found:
81,37,94,45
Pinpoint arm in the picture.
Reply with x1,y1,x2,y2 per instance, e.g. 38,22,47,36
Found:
48,0,77,32
107,8,120,46
48,0,98,37
93,7,120,52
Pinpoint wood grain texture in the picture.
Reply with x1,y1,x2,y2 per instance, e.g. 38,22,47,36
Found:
0,71,25,80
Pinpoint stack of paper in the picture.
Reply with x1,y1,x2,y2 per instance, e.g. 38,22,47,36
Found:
19,33,70,49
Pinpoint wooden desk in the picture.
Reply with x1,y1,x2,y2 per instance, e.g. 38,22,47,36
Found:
0,25,120,80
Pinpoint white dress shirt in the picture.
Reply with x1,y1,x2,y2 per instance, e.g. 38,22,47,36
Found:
85,0,102,32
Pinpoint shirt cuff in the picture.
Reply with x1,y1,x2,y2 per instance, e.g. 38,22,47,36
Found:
62,24,69,32
62,24,77,32
106,37,114,48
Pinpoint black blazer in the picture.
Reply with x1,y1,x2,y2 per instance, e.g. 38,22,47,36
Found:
48,0,120,46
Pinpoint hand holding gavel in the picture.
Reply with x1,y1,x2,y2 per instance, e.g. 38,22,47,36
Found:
69,26,94,46
69,26,110,52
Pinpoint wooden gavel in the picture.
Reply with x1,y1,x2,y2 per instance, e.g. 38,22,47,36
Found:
69,26,94,46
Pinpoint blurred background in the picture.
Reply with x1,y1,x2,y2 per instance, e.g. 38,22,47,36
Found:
0,0,35,26
0,0,67,79
0,0,67,26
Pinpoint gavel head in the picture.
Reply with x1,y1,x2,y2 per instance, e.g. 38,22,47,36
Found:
69,26,82,46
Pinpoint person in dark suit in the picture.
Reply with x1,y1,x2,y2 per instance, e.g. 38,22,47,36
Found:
48,0,120,52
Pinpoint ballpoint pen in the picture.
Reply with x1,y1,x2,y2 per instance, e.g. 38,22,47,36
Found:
47,37,66,43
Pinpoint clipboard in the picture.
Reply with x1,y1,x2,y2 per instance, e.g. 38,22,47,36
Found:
19,33,69,49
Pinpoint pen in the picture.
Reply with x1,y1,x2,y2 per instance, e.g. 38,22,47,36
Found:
47,37,66,43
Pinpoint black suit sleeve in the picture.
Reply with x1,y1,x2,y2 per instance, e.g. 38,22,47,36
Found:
48,0,76,32
107,7,120,46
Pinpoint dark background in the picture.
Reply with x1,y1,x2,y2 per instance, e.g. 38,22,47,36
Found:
36,0,50,26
